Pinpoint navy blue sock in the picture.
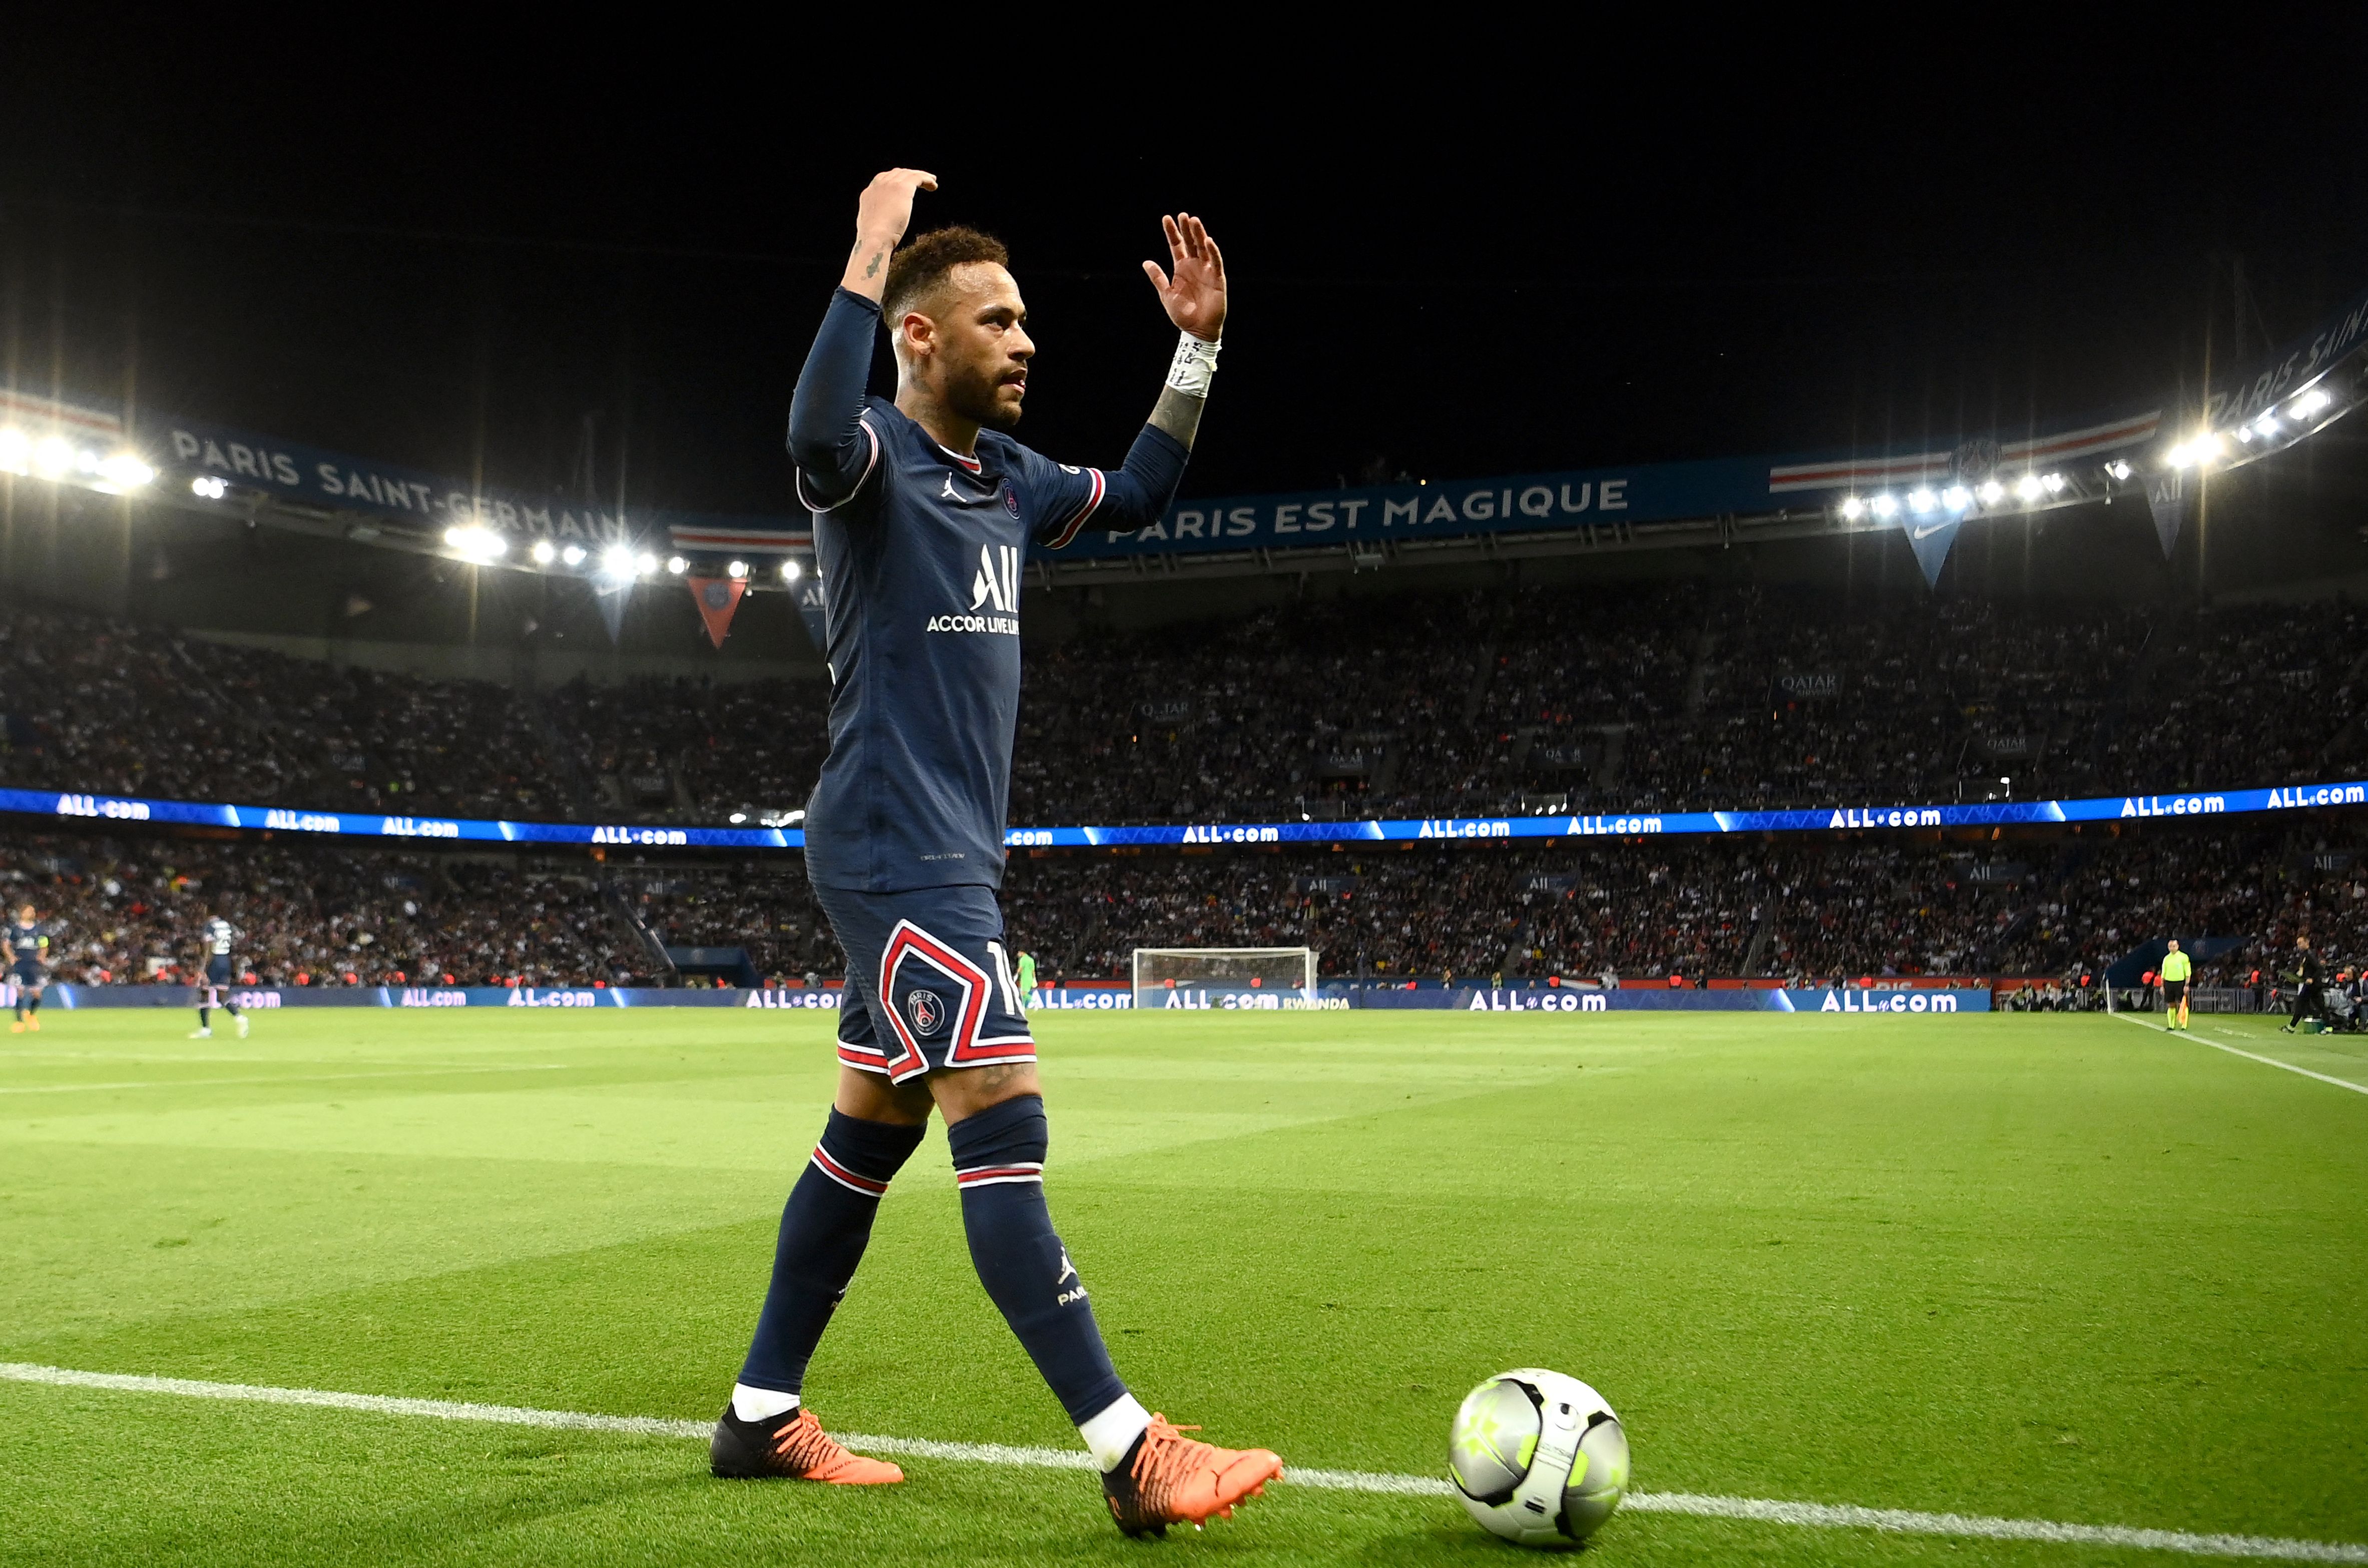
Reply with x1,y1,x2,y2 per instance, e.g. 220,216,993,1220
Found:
737,1108,926,1394
948,1095,1128,1424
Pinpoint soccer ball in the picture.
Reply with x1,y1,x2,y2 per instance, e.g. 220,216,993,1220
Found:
1448,1369,1629,1548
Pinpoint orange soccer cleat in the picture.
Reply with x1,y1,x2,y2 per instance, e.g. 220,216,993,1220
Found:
1103,1414,1283,1537
709,1404,904,1484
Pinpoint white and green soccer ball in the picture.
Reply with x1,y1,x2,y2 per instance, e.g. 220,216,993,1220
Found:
1448,1369,1629,1548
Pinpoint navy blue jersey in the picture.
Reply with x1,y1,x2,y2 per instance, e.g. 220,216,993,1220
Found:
6,920,46,961
790,289,1187,891
203,917,238,957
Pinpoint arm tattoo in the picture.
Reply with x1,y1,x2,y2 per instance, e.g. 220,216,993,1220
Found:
1149,386,1205,449
863,247,885,279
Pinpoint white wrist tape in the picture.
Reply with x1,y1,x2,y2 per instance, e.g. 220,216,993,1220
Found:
1165,331,1222,399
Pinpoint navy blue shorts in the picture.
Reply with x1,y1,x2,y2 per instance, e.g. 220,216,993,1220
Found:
10,958,45,987
814,882,1034,1084
205,955,234,986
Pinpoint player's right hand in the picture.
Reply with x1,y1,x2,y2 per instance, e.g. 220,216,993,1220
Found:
856,168,938,243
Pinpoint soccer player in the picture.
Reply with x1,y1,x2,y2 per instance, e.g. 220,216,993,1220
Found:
8,903,50,1033
2159,939,2191,1031
1015,946,1038,1004
711,169,1280,1537
191,912,247,1039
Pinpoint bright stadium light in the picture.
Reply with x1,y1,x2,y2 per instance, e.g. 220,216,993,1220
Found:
727,559,749,580
2165,442,2192,468
34,436,73,475
2104,459,2133,480
666,556,687,575
1941,485,1971,511
190,474,229,500
1839,496,1864,519
2192,432,2225,462
2042,472,2066,493
561,545,587,566
443,524,508,561
780,558,803,581
0,428,25,472
2253,413,2280,438
2015,474,2045,501
530,539,557,565
1870,492,1899,517
600,545,636,577
1907,488,1937,514
96,452,154,489
635,551,658,575
2289,386,2333,419
1977,479,2006,504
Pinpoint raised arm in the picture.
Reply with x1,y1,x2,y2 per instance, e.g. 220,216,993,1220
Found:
1051,214,1228,541
787,169,936,507
1139,213,1227,452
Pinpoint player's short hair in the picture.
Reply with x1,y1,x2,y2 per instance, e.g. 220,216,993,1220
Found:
883,226,1011,326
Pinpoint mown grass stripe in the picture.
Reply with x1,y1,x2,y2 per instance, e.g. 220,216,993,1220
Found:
3,1362,2357,1561
2112,1013,2368,1096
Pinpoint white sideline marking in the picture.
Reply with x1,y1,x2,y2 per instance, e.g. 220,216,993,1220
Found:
2112,1013,2368,1096
0,1064,565,1096
2,1363,2360,1561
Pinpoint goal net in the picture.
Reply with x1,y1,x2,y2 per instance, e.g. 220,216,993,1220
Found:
1132,947,1318,1009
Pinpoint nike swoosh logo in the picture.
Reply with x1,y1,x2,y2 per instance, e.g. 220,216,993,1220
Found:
1910,521,1953,540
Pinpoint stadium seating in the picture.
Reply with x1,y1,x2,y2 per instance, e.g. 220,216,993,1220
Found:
5,819,2358,992
6,589,2357,831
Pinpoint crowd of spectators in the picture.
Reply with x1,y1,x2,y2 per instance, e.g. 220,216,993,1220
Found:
5,814,2362,992
3,589,2361,831
0,835,642,989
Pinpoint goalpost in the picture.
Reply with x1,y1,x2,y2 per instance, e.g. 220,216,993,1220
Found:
1132,947,1319,1009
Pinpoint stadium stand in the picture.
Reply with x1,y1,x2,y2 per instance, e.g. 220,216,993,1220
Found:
5,818,2359,993
8,590,2358,832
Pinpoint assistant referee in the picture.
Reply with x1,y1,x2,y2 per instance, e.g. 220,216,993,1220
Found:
2159,939,2192,1031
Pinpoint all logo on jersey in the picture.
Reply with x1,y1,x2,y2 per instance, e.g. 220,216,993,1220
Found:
906,988,945,1036
971,544,1020,614
926,545,1022,636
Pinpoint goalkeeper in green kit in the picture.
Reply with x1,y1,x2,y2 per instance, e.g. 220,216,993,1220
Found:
2159,939,2192,1031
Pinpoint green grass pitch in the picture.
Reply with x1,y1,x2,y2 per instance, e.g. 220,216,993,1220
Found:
2,1004,2363,1565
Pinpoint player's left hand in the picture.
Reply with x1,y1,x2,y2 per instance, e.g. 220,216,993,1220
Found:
1144,214,1226,342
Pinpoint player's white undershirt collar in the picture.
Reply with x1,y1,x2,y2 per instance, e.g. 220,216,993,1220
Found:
932,439,984,473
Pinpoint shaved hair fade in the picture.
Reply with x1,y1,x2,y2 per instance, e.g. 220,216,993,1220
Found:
882,226,1011,325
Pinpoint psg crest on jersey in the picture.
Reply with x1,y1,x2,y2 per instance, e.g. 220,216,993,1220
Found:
905,988,945,1036
1002,482,1020,517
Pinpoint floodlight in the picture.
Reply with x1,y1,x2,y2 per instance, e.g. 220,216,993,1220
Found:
2165,443,2192,469
600,545,636,576
1839,496,1864,519
530,540,557,564
1977,479,2006,504
1907,488,1936,513
635,551,658,574
2289,386,2333,419
1941,485,1971,511
2192,432,2224,461
2042,472,2065,493
727,559,749,580
562,545,587,566
190,474,229,500
780,558,803,581
666,556,687,574
2015,474,2045,501
97,452,154,488
2104,459,2133,480
0,428,25,473
34,436,72,475
1870,493,1899,517
2253,414,2280,437
443,524,508,560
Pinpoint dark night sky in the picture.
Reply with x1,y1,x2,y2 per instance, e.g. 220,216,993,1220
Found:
3,22,2364,522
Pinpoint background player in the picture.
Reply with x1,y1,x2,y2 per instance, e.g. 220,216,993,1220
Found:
2159,939,2191,1030
710,168,1280,1537
9,903,50,1032
191,912,247,1038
